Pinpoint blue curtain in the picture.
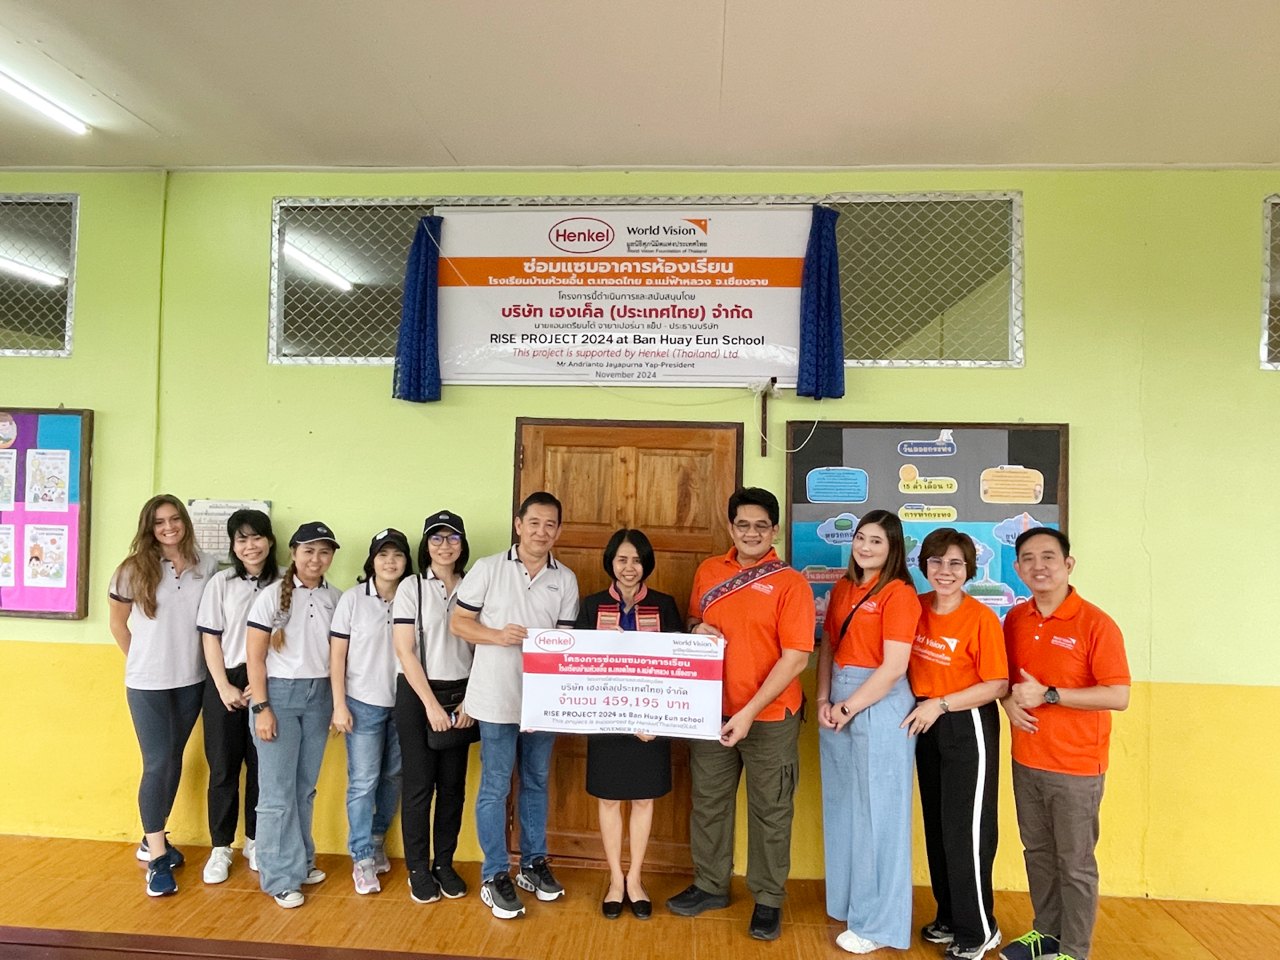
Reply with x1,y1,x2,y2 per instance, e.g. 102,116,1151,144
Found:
797,205,845,400
393,215,444,403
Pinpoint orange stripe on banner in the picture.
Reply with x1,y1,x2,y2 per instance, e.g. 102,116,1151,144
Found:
439,256,804,287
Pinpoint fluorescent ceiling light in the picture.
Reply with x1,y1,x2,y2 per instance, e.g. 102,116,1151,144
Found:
283,242,353,292
0,68,89,135
0,254,64,287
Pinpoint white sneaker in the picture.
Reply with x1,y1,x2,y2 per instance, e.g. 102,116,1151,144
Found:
203,846,234,884
244,838,257,872
353,857,381,894
372,836,391,875
302,866,326,885
274,889,304,908
836,930,888,954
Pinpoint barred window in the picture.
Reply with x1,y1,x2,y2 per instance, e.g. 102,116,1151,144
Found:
0,194,77,357
269,199,435,363
831,193,1022,367
1262,196,1280,369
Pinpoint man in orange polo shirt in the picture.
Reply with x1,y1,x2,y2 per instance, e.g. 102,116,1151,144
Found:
664,487,815,942
999,529,1129,960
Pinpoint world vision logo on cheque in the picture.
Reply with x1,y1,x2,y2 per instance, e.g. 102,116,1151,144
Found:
534,631,575,652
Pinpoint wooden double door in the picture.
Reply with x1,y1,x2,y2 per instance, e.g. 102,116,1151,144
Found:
513,418,742,871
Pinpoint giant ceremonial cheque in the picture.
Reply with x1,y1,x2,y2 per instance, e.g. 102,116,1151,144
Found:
519,628,725,740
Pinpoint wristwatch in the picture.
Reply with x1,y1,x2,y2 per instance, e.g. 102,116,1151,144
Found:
1044,686,1060,705
939,698,951,713
251,701,272,714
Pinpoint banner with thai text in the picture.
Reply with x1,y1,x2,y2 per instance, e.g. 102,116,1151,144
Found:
520,628,724,739
437,206,812,386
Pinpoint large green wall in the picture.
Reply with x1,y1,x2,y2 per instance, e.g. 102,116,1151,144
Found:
2,168,1279,901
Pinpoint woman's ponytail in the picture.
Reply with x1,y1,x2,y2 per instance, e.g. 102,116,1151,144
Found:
270,561,297,651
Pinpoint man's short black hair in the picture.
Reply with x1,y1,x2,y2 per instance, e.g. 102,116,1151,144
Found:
518,491,562,523
1014,526,1071,558
728,487,780,526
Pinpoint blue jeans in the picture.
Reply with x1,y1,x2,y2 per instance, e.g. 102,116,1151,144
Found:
344,696,402,862
252,677,332,896
476,721,556,880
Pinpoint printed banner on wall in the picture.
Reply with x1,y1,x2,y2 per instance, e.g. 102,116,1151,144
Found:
521,628,724,739
437,206,812,386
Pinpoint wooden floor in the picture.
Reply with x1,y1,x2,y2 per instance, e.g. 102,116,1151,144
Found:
0,836,1273,960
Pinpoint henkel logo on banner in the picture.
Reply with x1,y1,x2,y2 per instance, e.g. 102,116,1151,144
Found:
534,630,575,652
436,206,812,387
549,218,614,253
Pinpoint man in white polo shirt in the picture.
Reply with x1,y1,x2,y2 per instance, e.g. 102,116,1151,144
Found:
450,492,579,919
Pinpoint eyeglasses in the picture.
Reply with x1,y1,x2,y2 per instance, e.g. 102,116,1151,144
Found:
732,521,776,534
925,557,968,573
429,534,462,545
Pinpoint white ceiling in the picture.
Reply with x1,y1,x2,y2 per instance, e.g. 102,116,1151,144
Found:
0,0,1278,169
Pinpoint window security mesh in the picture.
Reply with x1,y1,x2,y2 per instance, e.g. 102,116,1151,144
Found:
269,199,435,363
1262,197,1280,369
831,194,1021,366
0,195,77,357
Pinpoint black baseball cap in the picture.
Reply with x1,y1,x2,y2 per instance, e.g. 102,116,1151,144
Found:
290,521,340,548
423,510,465,537
368,528,412,559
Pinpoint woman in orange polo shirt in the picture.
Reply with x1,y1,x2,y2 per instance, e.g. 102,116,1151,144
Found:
816,509,921,954
902,528,1009,960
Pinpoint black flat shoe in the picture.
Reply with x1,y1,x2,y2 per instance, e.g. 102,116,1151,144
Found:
602,896,625,919
629,892,652,920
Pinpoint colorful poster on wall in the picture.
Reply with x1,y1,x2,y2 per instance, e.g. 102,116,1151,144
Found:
0,449,15,512
0,409,93,619
787,422,1067,633
436,206,812,386
24,448,71,511
0,525,13,588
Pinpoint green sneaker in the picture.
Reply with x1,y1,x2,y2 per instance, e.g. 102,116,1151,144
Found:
999,930,1060,960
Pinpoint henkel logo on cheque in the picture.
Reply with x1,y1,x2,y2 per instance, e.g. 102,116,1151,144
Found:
549,217,614,253
534,630,575,652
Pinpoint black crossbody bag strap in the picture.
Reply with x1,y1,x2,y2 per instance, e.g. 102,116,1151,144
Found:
838,588,876,645
415,574,428,677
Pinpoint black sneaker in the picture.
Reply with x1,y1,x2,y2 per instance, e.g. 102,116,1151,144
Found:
432,863,467,899
516,856,565,901
136,835,184,868
999,930,1060,960
481,872,526,919
665,883,730,917
749,903,782,941
145,853,177,897
923,920,956,943
408,869,441,904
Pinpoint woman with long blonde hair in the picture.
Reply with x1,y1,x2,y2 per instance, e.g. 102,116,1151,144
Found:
245,521,342,909
108,494,218,898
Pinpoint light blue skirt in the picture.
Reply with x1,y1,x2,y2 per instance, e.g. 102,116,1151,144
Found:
819,665,917,949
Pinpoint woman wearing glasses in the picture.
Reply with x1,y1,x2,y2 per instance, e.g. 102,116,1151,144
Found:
391,512,476,906
816,509,921,954
575,528,681,920
901,528,1008,960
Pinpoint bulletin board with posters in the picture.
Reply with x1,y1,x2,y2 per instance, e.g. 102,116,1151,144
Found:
0,407,94,620
786,422,1067,635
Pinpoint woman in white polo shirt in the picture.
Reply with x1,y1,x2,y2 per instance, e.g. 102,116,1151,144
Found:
196,509,279,884
245,521,342,909
392,511,476,905
108,494,218,898
330,528,413,895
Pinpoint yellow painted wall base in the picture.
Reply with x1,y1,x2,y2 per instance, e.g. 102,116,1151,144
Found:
3,640,1270,902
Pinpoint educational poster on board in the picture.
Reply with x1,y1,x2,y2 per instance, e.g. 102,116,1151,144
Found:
24,448,70,511
23,524,68,589
787,423,1067,633
0,409,93,619
436,206,812,386
0,525,14,588
0,449,15,511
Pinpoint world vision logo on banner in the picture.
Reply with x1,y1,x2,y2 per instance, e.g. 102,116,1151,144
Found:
625,218,710,255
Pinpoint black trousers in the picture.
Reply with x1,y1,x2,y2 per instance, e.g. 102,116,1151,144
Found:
916,700,1001,950
393,675,470,873
202,665,258,846
125,682,204,834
